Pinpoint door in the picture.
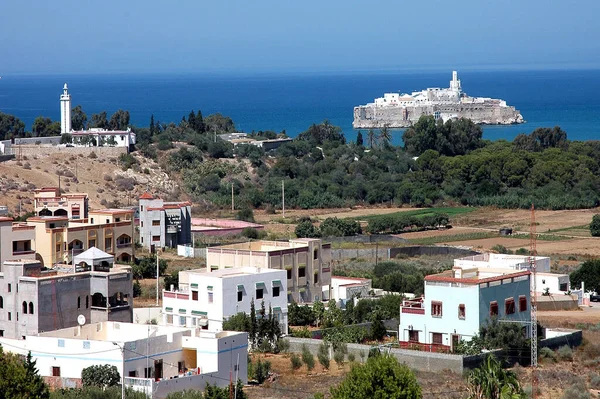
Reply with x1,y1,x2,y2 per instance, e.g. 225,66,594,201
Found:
154,359,163,381
451,334,459,352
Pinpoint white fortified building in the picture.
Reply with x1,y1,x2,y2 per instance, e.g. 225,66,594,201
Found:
353,71,524,128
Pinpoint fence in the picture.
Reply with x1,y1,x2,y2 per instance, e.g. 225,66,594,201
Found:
332,245,480,262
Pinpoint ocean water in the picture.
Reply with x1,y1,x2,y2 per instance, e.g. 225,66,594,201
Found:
1,69,600,144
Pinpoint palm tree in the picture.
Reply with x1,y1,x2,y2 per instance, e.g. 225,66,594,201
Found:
467,355,526,399
367,129,377,148
379,124,392,147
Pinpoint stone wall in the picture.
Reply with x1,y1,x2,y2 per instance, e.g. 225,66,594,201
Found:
13,145,127,158
536,295,579,311
285,337,465,373
331,248,389,261
390,246,479,258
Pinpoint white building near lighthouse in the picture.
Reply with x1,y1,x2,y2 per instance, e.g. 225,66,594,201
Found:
60,83,71,134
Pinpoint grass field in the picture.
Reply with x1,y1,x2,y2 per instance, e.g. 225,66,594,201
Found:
351,207,477,222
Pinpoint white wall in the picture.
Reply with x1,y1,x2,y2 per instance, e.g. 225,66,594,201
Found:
537,273,570,294
399,283,480,346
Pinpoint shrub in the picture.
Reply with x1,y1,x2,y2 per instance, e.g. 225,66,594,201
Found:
515,247,529,255
347,352,356,362
333,350,345,368
276,339,290,353
557,345,574,361
317,343,330,370
133,281,142,298
590,214,600,237
88,152,97,159
561,381,591,399
290,354,303,370
236,208,255,223
590,374,600,390
302,345,315,373
253,359,271,384
241,227,259,239
103,174,112,182
290,326,312,338
143,167,150,174
491,244,513,254
539,347,557,363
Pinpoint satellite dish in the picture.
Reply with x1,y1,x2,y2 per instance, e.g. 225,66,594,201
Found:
77,314,86,326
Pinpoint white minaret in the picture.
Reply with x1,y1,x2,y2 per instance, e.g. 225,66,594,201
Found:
60,83,72,133
449,71,461,93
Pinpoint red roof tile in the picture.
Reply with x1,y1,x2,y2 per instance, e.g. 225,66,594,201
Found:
139,192,154,200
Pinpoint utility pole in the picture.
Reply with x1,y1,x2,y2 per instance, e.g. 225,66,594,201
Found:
529,204,538,399
231,183,234,212
156,253,160,306
281,181,285,218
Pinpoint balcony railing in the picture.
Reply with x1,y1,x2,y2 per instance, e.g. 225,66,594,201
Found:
117,242,132,248
163,291,190,300
12,250,35,256
401,299,425,315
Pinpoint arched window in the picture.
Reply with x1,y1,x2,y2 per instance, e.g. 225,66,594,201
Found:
86,296,89,309
29,302,34,315
22,301,27,314
77,296,81,309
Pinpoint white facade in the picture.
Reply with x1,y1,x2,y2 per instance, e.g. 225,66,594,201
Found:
162,267,288,334
70,128,136,148
60,84,71,134
0,322,248,398
399,267,531,350
454,253,570,294
323,276,372,304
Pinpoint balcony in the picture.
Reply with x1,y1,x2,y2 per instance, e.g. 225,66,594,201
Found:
12,250,35,256
117,242,132,248
401,299,425,315
163,291,190,300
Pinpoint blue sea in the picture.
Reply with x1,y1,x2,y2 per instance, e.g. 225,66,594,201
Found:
1,69,600,144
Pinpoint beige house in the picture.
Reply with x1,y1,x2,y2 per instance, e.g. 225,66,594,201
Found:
34,187,88,220
27,209,134,267
206,238,332,303
0,218,36,265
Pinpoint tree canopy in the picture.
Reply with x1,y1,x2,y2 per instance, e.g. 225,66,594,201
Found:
32,116,60,137
330,354,422,399
0,348,49,398
590,214,600,237
0,112,26,139
570,259,600,293
81,364,120,389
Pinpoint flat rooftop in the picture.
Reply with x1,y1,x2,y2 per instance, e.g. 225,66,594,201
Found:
212,238,319,252
37,321,190,342
183,266,284,279
425,267,530,285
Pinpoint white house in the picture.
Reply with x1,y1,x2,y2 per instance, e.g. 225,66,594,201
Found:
162,267,288,334
70,128,136,149
399,267,531,351
454,253,570,295
0,321,247,398
323,276,372,305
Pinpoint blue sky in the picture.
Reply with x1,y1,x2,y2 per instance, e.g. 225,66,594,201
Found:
1,0,599,74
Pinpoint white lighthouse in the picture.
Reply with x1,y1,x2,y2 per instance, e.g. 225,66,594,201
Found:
60,83,71,133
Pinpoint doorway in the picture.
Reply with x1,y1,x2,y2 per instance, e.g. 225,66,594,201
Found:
154,359,163,381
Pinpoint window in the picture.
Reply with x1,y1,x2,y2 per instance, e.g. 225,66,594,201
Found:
52,367,61,377
144,367,152,378
256,288,264,300
77,296,81,309
178,361,185,373
273,286,280,297
89,239,96,248
90,218,94,224
0,330,3,337
505,298,516,315
129,371,137,377
408,330,419,342
22,301,27,314
458,304,465,319
179,316,186,326
58,339,65,348
192,291,198,301
7,284,11,293
141,206,144,212
559,282,568,292
83,341,90,349
298,268,306,278
86,296,89,309
166,314,173,324
105,219,110,224
208,292,213,303
490,301,499,316
0,296,3,308
519,296,527,312
432,333,443,345
314,273,318,284
105,237,112,250
152,220,161,226
29,302,33,314
152,235,160,242
8,312,11,321
314,249,319,260
141,221,144,227
431,301,442,317
238,291,243,302
286,269,292,280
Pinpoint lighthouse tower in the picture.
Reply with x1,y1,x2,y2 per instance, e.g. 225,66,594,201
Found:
60,83,71,133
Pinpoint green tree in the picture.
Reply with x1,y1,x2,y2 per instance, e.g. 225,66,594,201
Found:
467,355,525,399
90,111,108,129
590,214,600,237
317,342,330,370
301,344,315,373
0,347,49,398
32,116,61,137
204,113,235,133
571,259,600,293
330,354,422,399
249,299,258,348
0,112,26,139
133,280,142,298
236,208,255,223
403,115,482,156
295,220,321,238
356,130,364,146
297,120,345,146
108,109,130,130
71,105,87,130
163,273,179,290
367,129,377,148
369,316,387,342
81,364,120,389
60,133,73,144
379,124,392,147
